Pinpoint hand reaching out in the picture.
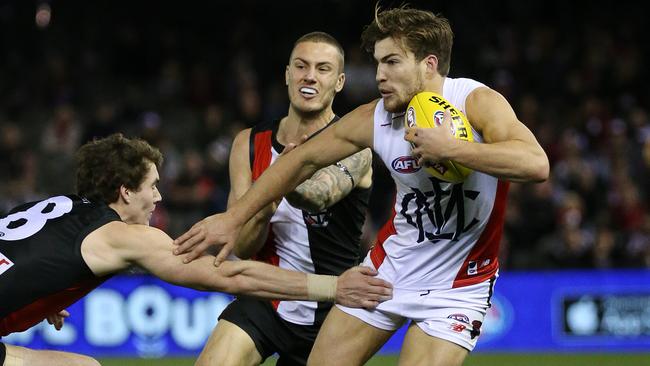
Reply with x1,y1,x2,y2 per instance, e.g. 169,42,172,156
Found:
278,134,308,158
173,135,308,266
335,266,393,309
46,309,70,331
173,212,241,266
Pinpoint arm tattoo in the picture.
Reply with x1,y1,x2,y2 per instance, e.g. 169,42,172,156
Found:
285,148,372,213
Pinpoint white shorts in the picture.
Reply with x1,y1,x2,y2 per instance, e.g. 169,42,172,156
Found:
337,277,496,351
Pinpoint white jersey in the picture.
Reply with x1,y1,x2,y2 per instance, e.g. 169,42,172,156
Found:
369,77,508,291
248,118,369,326
269,180,317,324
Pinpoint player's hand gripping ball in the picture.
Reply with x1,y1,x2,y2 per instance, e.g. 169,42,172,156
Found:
405,92,475,183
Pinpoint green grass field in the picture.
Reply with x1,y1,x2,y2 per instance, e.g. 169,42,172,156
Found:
98,353,650,366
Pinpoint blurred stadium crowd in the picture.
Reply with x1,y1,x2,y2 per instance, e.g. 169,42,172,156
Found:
1,1,648,269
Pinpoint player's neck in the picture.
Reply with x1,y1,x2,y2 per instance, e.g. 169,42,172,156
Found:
278,108,335,145
108,202,128,222
424,74,446,94
108,202,125,222
108,201,137,224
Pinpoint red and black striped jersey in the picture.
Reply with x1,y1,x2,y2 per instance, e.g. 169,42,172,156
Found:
0,195,119,336
248,118,371,326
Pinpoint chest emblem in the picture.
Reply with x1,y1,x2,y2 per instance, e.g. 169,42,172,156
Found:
303,211,332,228
391,156,421,174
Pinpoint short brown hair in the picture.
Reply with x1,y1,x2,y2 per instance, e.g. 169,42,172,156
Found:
361,6,453,76
75,133,163,204
292,31,345,72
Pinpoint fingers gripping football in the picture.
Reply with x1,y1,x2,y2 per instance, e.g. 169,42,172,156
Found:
404,92,475,183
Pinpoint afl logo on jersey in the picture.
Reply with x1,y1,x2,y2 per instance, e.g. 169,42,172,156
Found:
447,313,470,324
392,156,421,174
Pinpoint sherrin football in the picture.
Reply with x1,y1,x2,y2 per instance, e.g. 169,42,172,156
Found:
405,92,475,183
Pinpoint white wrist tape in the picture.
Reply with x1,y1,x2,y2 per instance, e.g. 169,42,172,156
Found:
306,274,337,302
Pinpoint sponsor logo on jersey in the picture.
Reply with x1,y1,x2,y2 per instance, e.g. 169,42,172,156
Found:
468,261,478,275
450,323,466,333
0,252,14,276
391,156,421,174
448,316,482,338
468,259,492,276
303,211,332,228
447,313,470,324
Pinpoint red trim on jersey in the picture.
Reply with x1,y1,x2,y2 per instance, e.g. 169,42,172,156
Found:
370,195,397,269
250,129,280,309
251,130,273,181
0,277,107,336
452,180,509,288
253,227,281,310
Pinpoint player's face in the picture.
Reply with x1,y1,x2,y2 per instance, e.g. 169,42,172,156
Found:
374,37,425,113
286,41,345,115
126,162,162,225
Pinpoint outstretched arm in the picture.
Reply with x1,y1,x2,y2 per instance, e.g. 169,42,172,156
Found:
90,222,391,307
174,101,377,264
285,148,372,213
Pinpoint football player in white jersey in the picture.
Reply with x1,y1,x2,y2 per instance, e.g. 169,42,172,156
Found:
175,6,549,366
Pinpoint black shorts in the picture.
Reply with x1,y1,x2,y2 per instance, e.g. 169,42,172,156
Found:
219,297,321,366
0,341,6,365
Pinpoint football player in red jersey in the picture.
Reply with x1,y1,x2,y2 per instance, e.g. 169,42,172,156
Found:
0,134,391,366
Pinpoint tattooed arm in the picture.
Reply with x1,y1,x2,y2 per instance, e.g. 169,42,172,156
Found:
285,148,373,213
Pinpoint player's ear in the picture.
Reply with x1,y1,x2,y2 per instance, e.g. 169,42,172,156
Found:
423,54,438,74
285,65,290,86
119,185,131,204
335,72,345,93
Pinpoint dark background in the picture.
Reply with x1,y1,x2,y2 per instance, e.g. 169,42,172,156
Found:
1,0,649,269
